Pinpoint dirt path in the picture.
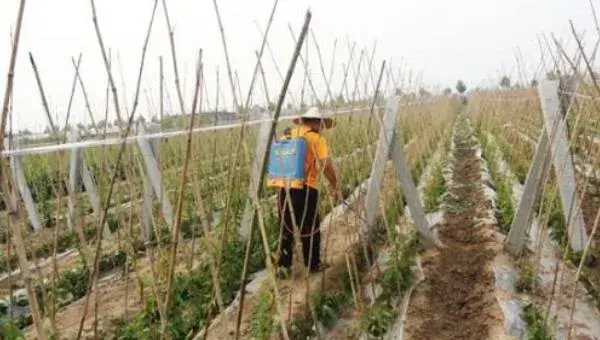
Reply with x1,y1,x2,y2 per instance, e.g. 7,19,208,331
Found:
404,119,506,340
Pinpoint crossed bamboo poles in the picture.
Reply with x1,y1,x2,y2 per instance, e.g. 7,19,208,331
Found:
0,1,416,339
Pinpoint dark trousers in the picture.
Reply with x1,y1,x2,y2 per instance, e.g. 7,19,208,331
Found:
277,186,321,271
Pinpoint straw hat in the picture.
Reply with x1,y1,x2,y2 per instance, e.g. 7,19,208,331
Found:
292,106,335,129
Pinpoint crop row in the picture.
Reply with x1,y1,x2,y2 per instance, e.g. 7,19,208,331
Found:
468,90,582,261
3,109,380,336
2,100,450,339
0,115,381,278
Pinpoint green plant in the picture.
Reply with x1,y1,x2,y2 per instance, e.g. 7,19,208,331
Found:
380,231,417,299
0,317,25,340
423,163,445,212
312,291,346,329
566,248,583,266
522,304,553,340
478,131,514,233
411,160,424,184
113,236,252,339
545,194,566,245
107,213,119,233
378,259,413,302
250,285,278,339
56,262,90,300
495,176,514,233
39,198,55,229
0,225,99,275
98,250,127,273
515,260,535,293
359,304,397,338
383,186,405,239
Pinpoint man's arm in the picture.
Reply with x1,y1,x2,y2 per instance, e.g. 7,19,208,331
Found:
315,134,342,201
322,157,339,194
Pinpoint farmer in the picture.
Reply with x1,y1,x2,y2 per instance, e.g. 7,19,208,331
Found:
276,106,342,277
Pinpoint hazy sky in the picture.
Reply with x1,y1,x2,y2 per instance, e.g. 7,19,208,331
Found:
0,0,597,132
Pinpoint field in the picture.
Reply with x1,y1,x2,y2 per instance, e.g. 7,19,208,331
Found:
1,97,458,339
3,90,600,340
2,1,600,339
4,86,600,340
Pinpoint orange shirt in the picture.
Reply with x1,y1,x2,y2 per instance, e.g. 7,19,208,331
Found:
287,125,329,189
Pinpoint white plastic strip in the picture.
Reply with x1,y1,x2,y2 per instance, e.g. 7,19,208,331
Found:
1,106,375,157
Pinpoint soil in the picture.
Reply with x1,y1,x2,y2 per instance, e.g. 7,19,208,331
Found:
403,122,506,340
21,239,205,340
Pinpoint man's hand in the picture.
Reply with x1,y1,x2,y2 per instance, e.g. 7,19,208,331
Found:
322,157,342,204
332,188,343,203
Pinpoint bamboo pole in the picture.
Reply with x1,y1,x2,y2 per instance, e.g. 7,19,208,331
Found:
75,1,159,337
212,0,240,111
161,0,186,115
159,56,164,122
71,57,100,135
160,49,204,339
254,21,298,106
0,1,47,328
232,11,312,340
64,53,82,135
29,53,58,134
90,0,125,127
241,0,279,112
213,0,281,297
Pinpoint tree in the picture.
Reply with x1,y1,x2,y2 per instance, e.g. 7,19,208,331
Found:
443,87,452,96
500,76,511,88
530,79,539,87
395,88,403,96
76,123,86,132
455,80,467,94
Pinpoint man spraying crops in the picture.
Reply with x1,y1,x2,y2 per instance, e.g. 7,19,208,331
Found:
267,106,341,278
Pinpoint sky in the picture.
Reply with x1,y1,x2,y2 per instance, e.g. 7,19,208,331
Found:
0,0,597,132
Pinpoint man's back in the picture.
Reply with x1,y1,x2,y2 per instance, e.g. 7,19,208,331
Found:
286,126,329,189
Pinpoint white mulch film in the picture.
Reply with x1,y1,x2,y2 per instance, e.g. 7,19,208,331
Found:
482,131,600,339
